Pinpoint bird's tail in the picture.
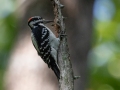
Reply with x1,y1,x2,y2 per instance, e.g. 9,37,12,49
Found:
51,65,60,80
50,62,60,80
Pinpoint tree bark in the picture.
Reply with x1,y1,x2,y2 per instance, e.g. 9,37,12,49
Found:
51,0,74,90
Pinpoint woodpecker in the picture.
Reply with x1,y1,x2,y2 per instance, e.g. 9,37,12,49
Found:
28,16,60,80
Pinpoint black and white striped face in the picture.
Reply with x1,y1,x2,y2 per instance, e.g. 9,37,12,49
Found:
28,16,53,29
28,16,43,29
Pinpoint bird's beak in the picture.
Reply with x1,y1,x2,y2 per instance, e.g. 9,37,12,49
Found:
42,19,53,24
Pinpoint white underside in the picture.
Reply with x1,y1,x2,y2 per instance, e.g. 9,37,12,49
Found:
39,23,60,63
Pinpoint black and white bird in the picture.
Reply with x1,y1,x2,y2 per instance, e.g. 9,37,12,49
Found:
28,16,60,80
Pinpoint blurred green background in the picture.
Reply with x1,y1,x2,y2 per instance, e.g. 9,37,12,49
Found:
88,0,120,90
0,0,120,90
0,0,17,89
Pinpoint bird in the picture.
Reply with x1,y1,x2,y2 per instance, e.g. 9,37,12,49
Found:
28,16,60,80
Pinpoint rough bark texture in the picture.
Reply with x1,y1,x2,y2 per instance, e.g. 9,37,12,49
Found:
51,0,74,90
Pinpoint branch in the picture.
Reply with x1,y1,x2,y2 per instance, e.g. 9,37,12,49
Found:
51,0,74,90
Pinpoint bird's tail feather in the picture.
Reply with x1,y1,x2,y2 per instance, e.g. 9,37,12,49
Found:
50,62,60,80
48,55,60,80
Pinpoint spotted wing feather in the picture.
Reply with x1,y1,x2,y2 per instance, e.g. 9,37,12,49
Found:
31,25,60,79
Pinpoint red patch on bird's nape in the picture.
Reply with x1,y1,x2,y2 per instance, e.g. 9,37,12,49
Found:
28,17,33,22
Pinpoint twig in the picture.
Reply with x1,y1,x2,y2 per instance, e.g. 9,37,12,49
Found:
51,0,74,90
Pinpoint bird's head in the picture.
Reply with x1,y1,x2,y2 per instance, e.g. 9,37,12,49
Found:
28,16,53,29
